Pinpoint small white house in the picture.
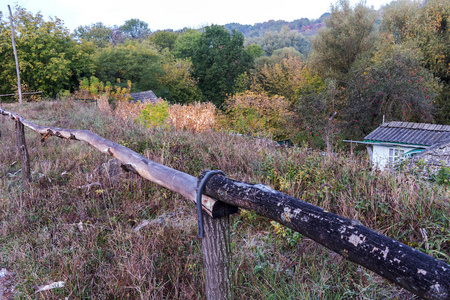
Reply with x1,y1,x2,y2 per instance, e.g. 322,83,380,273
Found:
362,121,450,171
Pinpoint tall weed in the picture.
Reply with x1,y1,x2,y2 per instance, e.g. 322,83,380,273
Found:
0,100,447,299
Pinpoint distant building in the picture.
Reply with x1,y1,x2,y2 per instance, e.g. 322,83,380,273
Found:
129,90,158,104
359,121,450,170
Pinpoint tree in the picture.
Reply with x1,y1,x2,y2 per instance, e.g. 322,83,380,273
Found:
296,75,340,149
245,26,311,57
251,54,308,104
309,0,378,83
245,44,263,60
221,91,293,140
95,40,163,93
158,55,202,104
191,25,253,106
346,45,440,136
119,19,151,40
255,47,302,67
381,0,450,123
149,30,179,52
0,6,95,97
73,22,112,48
380,0,419,44
174,29,202,59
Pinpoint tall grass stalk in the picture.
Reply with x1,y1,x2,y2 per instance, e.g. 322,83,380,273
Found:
0,100,447,299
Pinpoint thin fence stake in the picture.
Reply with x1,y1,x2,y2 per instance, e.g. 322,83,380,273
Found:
8,5,23,105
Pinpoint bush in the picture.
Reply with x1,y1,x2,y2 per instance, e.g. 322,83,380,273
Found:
433,165,450,186
220,91,293,140
138,100,170,128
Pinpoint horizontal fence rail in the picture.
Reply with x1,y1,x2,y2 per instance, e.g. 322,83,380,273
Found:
0,108,237,218
1,107,449,300
0,91,43,97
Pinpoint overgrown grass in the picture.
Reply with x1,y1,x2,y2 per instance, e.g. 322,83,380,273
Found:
0,100,448,299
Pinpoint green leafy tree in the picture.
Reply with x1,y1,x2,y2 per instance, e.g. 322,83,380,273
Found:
119,18,151,40
191,25,253,105
73,22,112,48
309,0,378,83
149,30,179,52
173,29,201,59
245,44,263,60
0,6,95,97
158,55,202,104
295,72,332,143
255,47,302,67
95,40,163,93
381,0,450,123
245,26,311,57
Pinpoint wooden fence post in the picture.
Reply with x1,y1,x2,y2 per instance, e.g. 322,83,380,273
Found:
15,119,31,187
198,170,235,300
201,213,233,300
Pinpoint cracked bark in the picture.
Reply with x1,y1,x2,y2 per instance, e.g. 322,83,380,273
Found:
15,120,31,188
2,107,449,299
200,172,450,300
201,213,232,300
0,108,237,217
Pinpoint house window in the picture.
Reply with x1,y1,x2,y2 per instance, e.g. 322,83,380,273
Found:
388,148,405,167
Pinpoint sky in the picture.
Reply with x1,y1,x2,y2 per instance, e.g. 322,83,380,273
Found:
10,0,394,32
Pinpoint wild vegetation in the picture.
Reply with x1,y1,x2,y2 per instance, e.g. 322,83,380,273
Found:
0,100,448,298
0,0,449,297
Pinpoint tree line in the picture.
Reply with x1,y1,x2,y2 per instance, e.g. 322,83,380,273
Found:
0,0,448,146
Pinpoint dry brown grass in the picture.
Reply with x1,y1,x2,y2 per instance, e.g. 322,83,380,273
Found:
96,94,113,115
168,102,216,132
114,100,217,133
0,100,447,299
114,100,147,122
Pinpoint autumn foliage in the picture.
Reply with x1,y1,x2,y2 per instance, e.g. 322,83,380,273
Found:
220,91,293,140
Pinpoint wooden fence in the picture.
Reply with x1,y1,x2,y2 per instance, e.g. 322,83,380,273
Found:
1,107,449,300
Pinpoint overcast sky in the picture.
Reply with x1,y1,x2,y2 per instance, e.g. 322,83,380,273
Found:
10,0,394,32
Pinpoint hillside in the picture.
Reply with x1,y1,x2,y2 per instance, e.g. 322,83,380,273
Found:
224,14,329,37
0,100,448,298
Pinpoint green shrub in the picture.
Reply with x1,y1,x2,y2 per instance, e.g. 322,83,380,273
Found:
138,100,170,128
433,164,450,186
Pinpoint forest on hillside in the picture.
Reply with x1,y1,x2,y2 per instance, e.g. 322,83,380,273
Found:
0,0,449,146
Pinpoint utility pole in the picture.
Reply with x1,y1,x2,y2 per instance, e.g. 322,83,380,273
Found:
8,5,23,104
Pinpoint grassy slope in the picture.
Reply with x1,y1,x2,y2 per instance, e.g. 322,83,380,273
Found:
0,100,448,299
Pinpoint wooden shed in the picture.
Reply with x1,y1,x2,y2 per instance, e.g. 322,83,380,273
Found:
362,121,450,170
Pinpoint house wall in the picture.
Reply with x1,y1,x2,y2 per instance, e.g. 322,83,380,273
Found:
371,144,418,170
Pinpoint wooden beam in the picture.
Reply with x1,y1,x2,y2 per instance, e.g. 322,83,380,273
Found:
200,172,450,300
2,107,448,299
0,108,237,218
0,91,43,97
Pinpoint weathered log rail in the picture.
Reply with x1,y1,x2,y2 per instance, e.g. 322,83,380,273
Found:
1,107,449,300
0,108,237,218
